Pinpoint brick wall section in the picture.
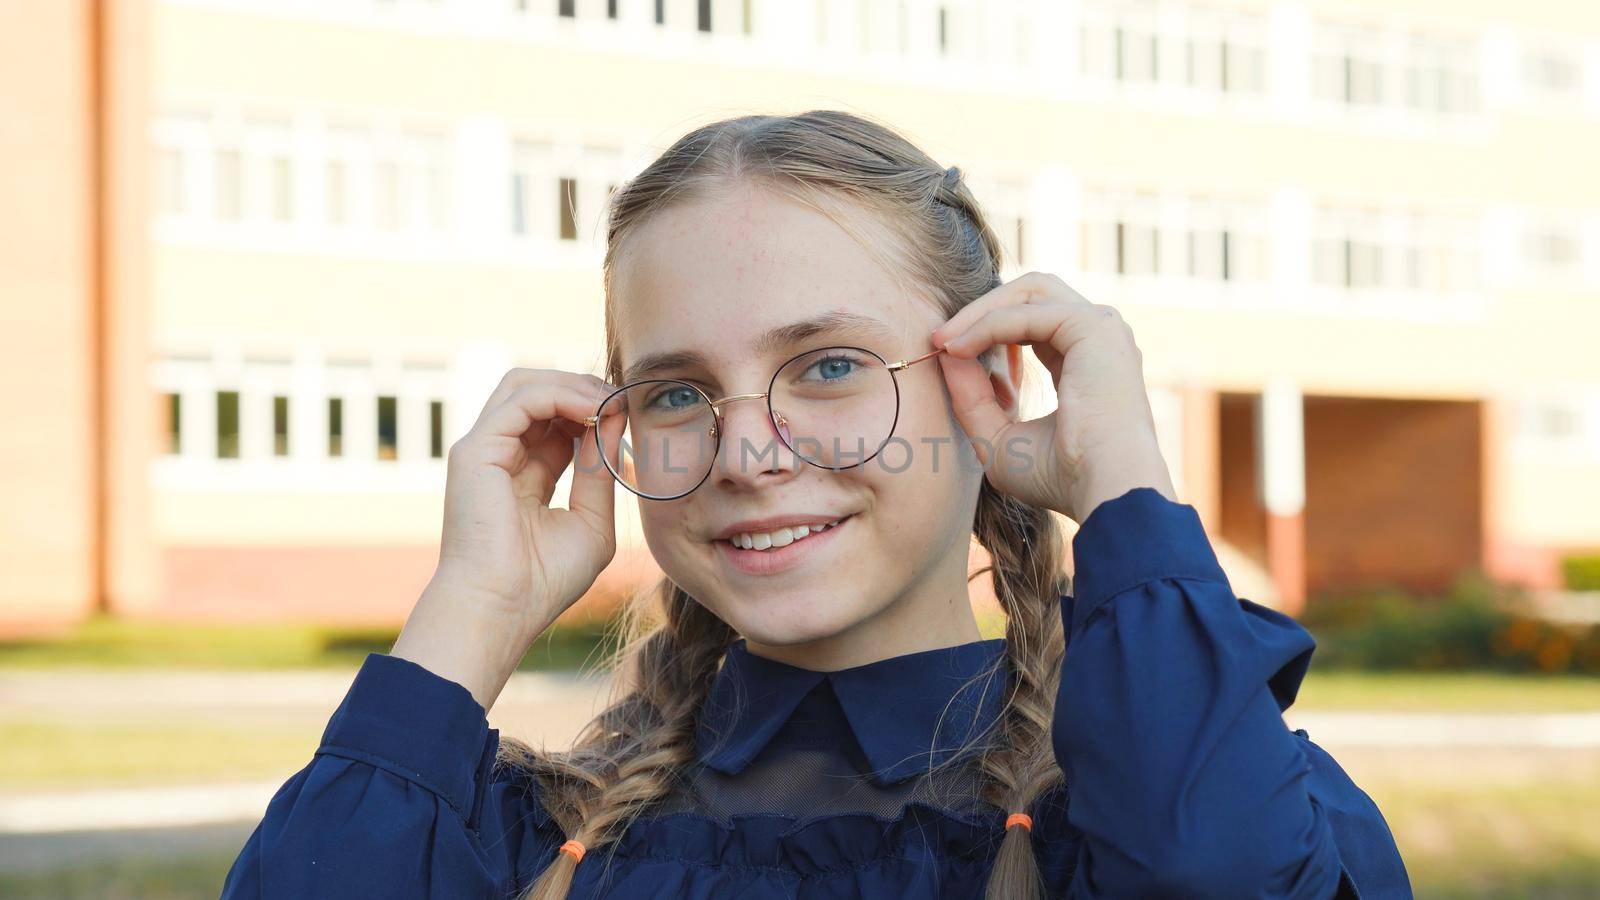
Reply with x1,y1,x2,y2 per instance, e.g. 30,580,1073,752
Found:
1303,397,1482,596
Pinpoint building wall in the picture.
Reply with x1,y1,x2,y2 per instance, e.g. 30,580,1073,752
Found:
140,0,1600,619
6,0,1600,629
0,3,101,632
1303,397,1483,596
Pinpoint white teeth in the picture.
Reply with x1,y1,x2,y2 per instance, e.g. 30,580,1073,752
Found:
730,519,843,551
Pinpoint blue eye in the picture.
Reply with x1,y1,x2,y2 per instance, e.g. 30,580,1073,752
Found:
646,385,704,410
805,356,857,381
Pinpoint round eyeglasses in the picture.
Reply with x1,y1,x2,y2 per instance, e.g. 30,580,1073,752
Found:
583,345,946,500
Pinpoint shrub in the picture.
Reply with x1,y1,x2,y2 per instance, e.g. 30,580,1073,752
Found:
1562,554,1600,592
1299,573,1600,674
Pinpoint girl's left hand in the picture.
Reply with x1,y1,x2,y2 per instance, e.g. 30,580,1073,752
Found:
930,271,1178,524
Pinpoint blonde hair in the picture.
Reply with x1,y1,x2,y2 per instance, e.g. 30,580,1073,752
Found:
498,109,1068,899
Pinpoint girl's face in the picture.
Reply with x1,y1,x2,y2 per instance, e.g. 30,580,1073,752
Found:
611,183,993,664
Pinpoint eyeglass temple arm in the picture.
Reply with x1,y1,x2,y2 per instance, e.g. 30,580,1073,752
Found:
886,346,946,372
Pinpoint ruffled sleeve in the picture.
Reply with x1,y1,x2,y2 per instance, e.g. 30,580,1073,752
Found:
220,652,562,898
1051,487,1412,899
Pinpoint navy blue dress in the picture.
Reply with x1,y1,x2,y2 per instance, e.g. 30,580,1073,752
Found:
221,487,1412,898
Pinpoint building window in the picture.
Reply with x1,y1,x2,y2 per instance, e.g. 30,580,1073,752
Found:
1518,399,1586,442
1083,191,1268,284
511,170,529,235
510,141,551,238
425,160,448,231
377,396,398,461
157,148,186,216
1524,46,1584,99
326,160,349,226
559,176,578,241
273,395,290,456
1525,225,1583,280
1081,190,1159,276
559,0,574,17
1314,24,1478,115
270,155,294,222
1081,3,1159,84
214,149,243,221
328,397,344,457
1312,208,1477,293
655,0,664,26
375,160,401,231
1185,200,1270,283
1186,13,1266,95
216,391,240,459
1081,4,1267,97
1187,229,1230,280
163,393,181,455
430,400,445,458
698,0,711,32
1118,221,1159,275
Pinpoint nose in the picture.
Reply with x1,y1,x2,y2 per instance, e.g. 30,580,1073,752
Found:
710,393,799,490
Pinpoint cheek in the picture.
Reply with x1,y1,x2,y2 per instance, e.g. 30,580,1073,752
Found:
638,502,694,567
882,384,967,479
861,408,970,523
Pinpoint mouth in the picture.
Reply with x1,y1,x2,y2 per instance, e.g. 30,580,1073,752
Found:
713,514,855,576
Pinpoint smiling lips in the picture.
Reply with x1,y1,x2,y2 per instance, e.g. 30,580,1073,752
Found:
725,519,847,551
713,514,852,576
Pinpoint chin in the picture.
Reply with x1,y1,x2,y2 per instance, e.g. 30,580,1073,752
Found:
713,587,870,648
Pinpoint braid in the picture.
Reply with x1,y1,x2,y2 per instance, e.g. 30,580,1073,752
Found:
973,480,1068,900
503,582,734,899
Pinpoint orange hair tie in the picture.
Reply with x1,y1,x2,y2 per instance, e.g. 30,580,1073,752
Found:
557,838,586,863
1005,812,1033,832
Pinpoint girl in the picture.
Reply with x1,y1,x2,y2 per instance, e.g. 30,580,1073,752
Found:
222,110,1410,898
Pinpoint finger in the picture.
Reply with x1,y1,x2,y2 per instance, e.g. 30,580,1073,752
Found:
567,422,616,539
463,382,605,466
524,416,584,501
940,304,1090,362
477,369,613,429
937,352,1012,466
931,272,1085,348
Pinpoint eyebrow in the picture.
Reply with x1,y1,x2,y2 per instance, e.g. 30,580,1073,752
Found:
621,310,899,383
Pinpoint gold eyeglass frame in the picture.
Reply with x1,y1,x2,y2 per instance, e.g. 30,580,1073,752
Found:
582,345,947,500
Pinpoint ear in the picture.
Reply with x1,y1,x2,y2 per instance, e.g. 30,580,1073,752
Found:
986,344,1025,417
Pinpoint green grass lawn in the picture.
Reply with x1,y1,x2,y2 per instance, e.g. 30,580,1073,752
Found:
0,613,618,671
1295,669,1600,712
0,853,237,900
1366,764,1600,899
0,719,322,790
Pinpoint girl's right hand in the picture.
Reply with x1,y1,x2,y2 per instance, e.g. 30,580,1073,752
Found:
392,368,617,708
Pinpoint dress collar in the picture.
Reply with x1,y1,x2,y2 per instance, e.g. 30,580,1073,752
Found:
693,636,1009,787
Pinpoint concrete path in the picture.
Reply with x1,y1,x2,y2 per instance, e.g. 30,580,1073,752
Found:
1286,710,1600,749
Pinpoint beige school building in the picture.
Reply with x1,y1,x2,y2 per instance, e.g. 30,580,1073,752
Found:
5,0,1599,634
